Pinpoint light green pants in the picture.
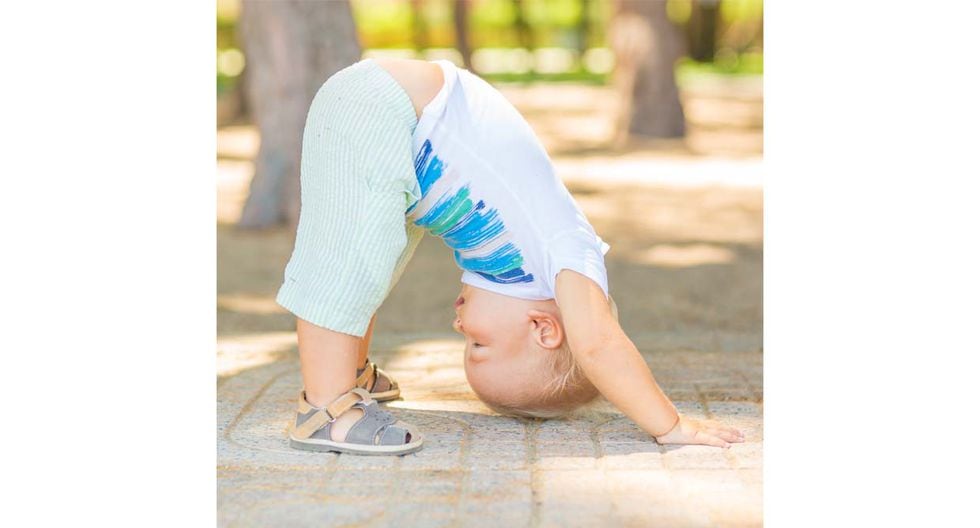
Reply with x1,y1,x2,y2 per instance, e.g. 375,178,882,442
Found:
276,59,425,337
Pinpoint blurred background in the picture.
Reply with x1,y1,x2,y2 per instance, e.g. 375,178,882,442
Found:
217,2,763,523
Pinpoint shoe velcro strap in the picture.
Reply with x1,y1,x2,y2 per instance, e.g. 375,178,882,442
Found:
374,366,395,389
296,391,315,413
292,408,333,440
355,362,376,390
325,388,372,419
292,389,374,440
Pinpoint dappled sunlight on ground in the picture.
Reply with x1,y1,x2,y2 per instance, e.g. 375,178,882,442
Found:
631,243,737,268
218,293,287,315
217,331,295,378
216,159,252,225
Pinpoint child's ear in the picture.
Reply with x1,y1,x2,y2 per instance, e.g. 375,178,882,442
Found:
526,309,564,350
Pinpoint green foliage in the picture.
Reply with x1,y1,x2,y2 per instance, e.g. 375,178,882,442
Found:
352,0,416,48
524,0,584,27
482,69,607,84
666,0,692,24
721,0,764,23
676,51,763,86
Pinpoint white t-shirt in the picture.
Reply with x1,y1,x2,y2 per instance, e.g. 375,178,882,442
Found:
407,60,610,300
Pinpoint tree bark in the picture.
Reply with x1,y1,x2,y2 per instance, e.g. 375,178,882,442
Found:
512,0,530,49
576,0,591,56
238,0,361,229
453,0,473,69
412,0,428,52
688,0,719,62
611,0,686,140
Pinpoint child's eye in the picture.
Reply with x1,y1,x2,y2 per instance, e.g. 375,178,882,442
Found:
473,342,484,348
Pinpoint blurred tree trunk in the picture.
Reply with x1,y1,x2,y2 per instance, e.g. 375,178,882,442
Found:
238,0,361,229
575,0,591,56
688,0,719,62
512,0,530,49
454,0,473,69
411,0,428,52
610,0,686,141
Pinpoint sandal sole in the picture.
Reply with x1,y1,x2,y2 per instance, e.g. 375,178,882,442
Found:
289,435,423,456
369,388,400,402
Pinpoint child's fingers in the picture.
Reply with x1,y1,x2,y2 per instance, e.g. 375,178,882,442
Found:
711,424,745,438
694,430,731,449
703,421,744,437
709,428,744,443
704,420,742,435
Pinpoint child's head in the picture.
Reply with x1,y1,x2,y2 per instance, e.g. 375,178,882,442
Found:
452,284,618,418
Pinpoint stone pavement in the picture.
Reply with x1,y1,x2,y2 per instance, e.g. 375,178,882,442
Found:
218,334,761,527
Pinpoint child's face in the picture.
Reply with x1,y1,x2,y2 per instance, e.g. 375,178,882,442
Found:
452,284,555,406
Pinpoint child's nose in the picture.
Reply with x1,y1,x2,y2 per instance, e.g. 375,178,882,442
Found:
452,317,462,334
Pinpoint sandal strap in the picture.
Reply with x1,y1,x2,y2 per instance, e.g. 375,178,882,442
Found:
355,361,377,391
327,388,372,417
374,366,395,389
356,361,397,393
292,388,374,440
345,400,399,445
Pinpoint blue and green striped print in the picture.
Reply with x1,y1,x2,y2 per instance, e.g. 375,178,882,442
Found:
409,140,534,285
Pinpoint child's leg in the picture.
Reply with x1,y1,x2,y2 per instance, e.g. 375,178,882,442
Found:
358,314,376,366
297,317,366,441
277,60,424,452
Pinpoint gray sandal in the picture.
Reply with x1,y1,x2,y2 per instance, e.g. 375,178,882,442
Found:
288,388,422,455
356,359,400,402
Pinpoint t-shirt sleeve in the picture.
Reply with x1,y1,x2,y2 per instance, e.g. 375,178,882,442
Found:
545,227,611,299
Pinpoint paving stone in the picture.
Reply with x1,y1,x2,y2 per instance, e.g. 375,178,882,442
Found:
674,400,709,418
535,456,599,470
663,445,735,470
600,444,667,470
599,428,656,443
729,442,763,469
535,420,593,443
377,501,460,528
472,427,527,442
240,500,382,527
699,387,758,401
456,499,534,526
399,444,463,471
531,442,595,470
460,470,533,500
536,470,617,525
465,441,529,470
388,470,462,500
219,356,761,526
608,479,713,528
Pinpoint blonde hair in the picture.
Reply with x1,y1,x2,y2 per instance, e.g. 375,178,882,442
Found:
484,296,619,419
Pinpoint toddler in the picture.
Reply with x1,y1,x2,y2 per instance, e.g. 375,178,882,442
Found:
278,58,743,454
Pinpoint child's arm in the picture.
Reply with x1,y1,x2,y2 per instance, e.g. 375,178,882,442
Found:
555,270,744,448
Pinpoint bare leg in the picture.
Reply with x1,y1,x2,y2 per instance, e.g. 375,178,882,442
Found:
297,317,365,441
355,314,380,388
358,314,376,366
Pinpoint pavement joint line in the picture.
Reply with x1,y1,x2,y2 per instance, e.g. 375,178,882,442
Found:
222,363,295,453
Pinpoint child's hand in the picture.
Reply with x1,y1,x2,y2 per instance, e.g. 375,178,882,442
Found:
654,415,745,448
